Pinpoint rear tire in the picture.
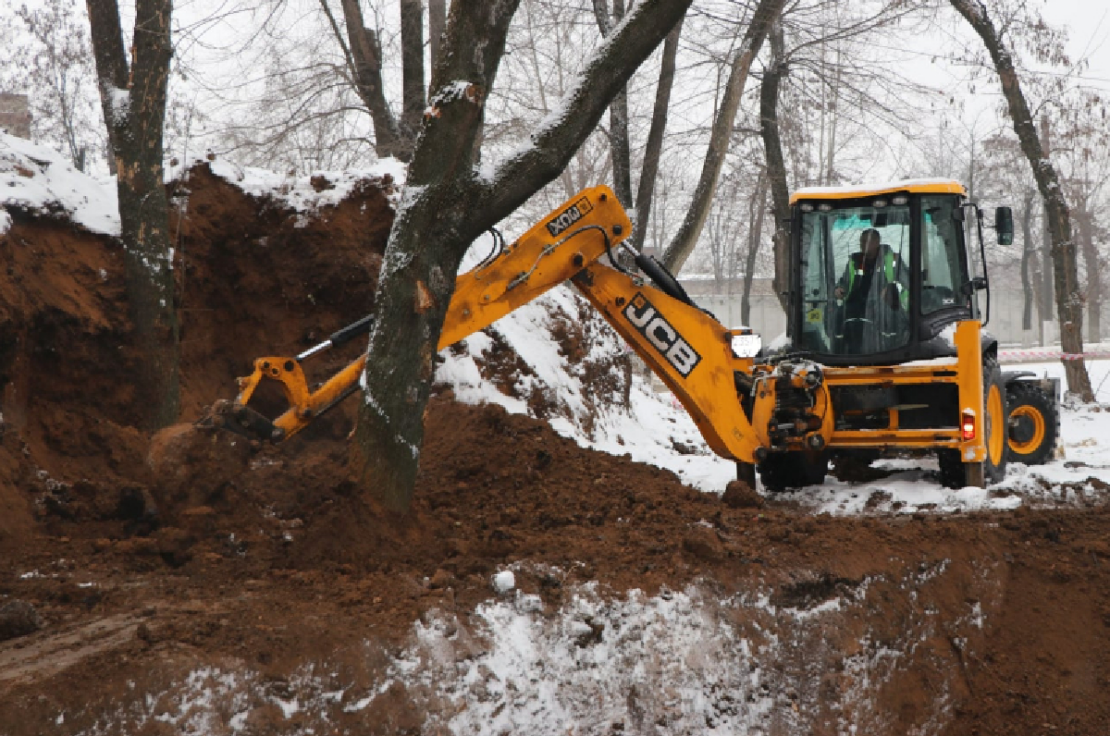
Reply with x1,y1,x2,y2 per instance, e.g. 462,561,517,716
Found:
937,358,1007,488
759,450,829,493
1005,382,1058,466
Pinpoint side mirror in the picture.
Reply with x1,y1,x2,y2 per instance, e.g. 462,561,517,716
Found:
995,206,1014,245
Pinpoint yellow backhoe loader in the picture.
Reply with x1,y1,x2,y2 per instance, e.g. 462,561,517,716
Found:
200,181,1057,491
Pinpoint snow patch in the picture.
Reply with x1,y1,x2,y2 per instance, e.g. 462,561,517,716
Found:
0,132,119,235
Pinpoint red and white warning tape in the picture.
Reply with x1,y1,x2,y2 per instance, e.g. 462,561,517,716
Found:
999,347,1110,363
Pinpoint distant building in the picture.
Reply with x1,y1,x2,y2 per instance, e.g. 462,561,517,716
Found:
0,93,31,139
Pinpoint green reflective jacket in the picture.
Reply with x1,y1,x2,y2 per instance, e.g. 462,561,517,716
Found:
846,250,908,309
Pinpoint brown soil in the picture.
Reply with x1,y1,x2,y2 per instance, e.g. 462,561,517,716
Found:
1,165,1108,734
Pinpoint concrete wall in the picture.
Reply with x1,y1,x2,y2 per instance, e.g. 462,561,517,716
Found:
0,93,31,139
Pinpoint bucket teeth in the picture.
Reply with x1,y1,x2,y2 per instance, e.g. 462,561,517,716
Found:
195,400,283,443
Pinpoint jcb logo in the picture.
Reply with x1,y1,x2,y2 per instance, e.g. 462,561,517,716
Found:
623,293,701,377
546,197,594,237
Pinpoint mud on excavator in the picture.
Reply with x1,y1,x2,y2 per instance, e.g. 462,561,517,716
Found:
200,181,1058,492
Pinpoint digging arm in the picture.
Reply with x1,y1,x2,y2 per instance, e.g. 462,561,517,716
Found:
215,186,767,462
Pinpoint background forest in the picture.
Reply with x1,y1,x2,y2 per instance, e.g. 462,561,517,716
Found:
3,0,1106,346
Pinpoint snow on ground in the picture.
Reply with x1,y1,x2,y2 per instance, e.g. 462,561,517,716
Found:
165,155,407,214
0,133,119,235
0,133,409,242
86,561,974,736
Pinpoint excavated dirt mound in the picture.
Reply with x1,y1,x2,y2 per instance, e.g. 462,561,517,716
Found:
1,166,1109,734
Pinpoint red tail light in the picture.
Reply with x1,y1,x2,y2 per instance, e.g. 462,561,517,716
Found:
961,410,976,441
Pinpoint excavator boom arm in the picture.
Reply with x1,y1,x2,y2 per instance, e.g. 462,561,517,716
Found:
217,186,766,462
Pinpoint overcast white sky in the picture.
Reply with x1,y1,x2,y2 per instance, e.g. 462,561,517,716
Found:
1044,0,1110,90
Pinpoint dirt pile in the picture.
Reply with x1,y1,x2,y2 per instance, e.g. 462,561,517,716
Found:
0,166,1108,734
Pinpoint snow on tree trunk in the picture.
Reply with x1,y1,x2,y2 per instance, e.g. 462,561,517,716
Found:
86,0,179,429
351,0,692,513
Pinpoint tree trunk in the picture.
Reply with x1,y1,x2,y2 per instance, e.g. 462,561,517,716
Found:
759,18,789,312
629,17,682,253
333,0,409,159
1020,189,1035,332
824,45,840,185
400,0,426,137
86,0,179,430
949,0,1093,401
1075,204,1101,342
1038,113,1053,344
661,0,785,273
592,0,633,207
741,173,767,326
352,0,693,512
428,0,446,79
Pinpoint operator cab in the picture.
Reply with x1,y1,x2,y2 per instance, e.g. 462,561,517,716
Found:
787,179,1005,366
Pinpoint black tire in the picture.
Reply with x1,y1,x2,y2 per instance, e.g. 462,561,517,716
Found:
1005,381,1059,466
937,358,1007,488
936,448,966,489
759,450,829,493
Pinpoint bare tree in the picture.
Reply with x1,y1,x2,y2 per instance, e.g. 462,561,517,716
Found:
319,0,426,160
351,0,692,512
0,0,103,171
1019,188,1038,331
591,0,632,206
1050,90,1110,342
949,0,1093,400
741,170,768,325
759,17,789,311
86,0,180,429
660,0,784,273
628,17,682,254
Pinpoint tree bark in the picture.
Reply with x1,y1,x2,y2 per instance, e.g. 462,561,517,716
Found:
629,17,683,253
592,0,633,207
661,0,785,273
949,0,1093,400
741,173,767,326
1020,189,1035,332
352,0,693,512
759,18,789,312
1038,114,1053,343
1075,204,1101,341
86,0,179,430
400,0,426,137
428,0,446,80
333,0,408,160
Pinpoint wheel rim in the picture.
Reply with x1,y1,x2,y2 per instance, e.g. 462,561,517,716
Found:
1009,404,1046,455
987,384,1005,466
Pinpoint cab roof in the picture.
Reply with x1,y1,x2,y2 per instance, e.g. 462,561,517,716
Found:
789,178,967,205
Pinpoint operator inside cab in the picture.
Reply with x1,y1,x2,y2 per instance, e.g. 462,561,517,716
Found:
833,227,909,353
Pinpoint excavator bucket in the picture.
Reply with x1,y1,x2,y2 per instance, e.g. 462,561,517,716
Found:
193,398,283,445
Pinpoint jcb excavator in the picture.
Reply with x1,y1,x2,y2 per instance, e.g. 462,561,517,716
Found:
202,181,1058,491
